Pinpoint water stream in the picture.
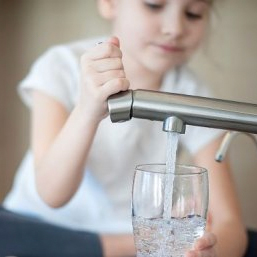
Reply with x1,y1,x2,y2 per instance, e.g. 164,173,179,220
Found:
163,131,179,219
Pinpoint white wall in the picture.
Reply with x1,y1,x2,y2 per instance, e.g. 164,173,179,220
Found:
1,0,257,229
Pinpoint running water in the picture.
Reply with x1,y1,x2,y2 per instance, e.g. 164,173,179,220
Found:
163,131,179,219
133,131,206,257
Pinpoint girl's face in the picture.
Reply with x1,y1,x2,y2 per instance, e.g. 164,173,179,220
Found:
101,0,211,74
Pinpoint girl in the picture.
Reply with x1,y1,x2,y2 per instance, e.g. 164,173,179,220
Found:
3,0,247,256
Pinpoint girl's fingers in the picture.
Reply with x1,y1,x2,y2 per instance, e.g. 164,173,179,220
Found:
78,36,126,120
184,233,217,257
81,69,126,87
185,251,197,257
91,57,124,72
80,38,124,85
101,78,130,96
82,41,122,61
98,70,126,86
107,36,120,47
186,248,216,257
194,232,217,250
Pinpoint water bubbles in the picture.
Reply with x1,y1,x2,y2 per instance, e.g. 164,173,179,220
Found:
133,215,206,257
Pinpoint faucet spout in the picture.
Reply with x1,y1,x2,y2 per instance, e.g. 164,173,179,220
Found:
108,89,257,134
163,117,186,134
215,131,257,162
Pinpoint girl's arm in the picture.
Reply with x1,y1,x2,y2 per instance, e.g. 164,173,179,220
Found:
32,37,129,207
31,92,99,207
192,134,248,257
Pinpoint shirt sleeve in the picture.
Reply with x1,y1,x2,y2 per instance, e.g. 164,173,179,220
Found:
18,45,79,112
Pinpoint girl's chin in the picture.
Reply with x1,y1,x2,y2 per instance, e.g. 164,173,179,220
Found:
144,55,187,73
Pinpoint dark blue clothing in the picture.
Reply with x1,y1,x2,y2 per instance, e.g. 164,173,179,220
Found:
0,206,103,257
0,206,256,257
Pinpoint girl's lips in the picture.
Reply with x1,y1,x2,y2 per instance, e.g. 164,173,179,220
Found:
155,44,184,53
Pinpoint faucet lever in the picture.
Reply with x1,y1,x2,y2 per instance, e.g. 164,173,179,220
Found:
215,131,257,162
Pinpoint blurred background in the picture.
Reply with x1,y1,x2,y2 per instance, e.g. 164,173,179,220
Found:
0,0,257,230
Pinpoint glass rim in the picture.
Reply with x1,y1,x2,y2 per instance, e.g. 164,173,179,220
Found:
135,163,207,175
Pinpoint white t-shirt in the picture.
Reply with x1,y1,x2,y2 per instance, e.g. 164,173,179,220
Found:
4,37,223,234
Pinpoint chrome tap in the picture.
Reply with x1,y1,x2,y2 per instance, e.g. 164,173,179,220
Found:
108,90,257,134
215,131,257,162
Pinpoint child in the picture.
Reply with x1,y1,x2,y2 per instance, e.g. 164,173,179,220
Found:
3,0,247,256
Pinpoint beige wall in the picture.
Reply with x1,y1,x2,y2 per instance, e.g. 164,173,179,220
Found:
1,0,257,229
0,0,110,199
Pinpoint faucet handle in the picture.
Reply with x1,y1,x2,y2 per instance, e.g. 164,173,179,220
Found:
215,131,257,162
108,90,133,122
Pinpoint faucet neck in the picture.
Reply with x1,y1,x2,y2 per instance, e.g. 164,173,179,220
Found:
108,89,257,134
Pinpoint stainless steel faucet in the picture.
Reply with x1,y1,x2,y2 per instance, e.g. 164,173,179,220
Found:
215,131,257,162
108,90,257,162
108,90,257,134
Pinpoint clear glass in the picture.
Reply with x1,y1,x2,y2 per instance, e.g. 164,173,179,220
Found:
132,164,209,257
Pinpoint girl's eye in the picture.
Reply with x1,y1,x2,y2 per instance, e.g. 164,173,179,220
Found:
186,12,203,20
144,2,164,11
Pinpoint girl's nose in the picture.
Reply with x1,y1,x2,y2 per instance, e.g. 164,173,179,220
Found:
161,14,185,39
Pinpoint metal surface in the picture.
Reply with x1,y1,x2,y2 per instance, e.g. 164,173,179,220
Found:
108,90,133,122
163,116,186,134
108,89,257,134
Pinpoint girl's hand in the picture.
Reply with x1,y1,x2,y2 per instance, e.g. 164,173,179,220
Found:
185,232,217,257
79,36,130,123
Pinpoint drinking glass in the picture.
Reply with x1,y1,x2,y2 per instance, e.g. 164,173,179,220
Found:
132,164,209,257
